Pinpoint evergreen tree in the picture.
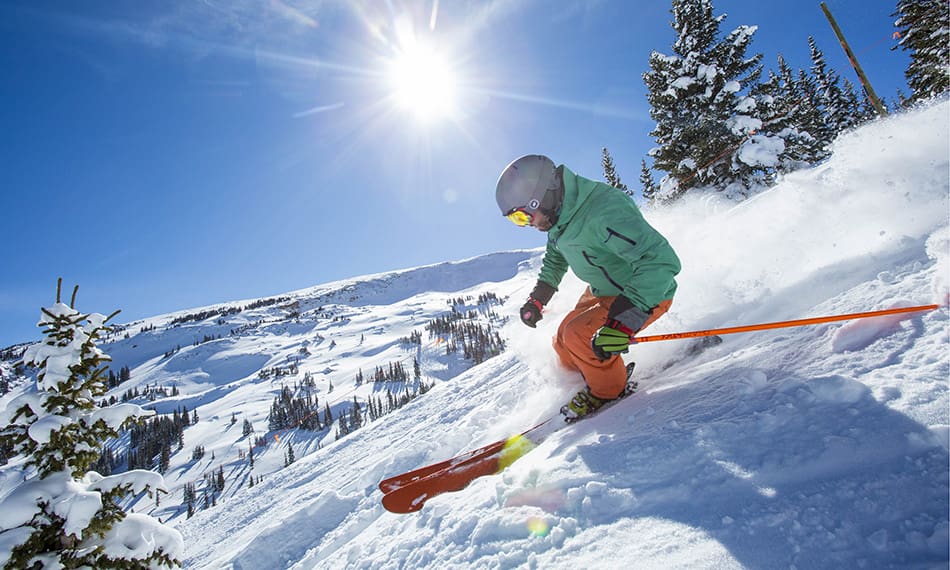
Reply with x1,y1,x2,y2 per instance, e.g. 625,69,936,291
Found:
349,397,362,432
795,66,831,147
601,147,631,195
807,36,864,133
0,280,182,569
159,442,170,473
639,159,659,202
336,410,349,439
893,0,949,101
753,55,827,172
643,0,770,200
183,482,196,519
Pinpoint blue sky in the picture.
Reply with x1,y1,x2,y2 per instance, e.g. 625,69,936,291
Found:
0,0,910,348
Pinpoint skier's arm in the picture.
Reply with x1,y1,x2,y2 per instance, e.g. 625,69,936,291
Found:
519,241,564,328
536,239,568,293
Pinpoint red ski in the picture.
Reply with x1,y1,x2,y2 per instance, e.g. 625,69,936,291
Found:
381,420,557,514
378,437,514,494
380,370,639,513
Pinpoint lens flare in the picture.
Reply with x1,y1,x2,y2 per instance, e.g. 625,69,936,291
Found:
498,434,536,471
527,516,550,537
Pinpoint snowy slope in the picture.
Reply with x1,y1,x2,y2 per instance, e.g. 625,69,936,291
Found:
176,101,947,569
2,101,948,569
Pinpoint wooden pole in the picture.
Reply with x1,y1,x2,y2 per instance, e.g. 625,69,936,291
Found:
819,2,888,116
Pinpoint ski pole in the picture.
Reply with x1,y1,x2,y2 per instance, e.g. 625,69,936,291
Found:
632,304,940,344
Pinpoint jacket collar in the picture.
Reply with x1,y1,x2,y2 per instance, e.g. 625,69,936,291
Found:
550,165,588,235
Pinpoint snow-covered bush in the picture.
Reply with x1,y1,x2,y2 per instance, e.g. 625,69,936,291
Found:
0,281,182,569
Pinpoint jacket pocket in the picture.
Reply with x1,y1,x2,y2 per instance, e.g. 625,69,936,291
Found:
604,227,638,249
582,251,623,292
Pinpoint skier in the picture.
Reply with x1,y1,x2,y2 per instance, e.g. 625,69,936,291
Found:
496,154,681,420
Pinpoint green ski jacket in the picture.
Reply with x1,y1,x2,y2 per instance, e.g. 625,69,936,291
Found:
538,165,681,312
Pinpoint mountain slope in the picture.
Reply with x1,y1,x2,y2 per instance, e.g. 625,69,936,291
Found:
2,101,947,569
176,101,948,569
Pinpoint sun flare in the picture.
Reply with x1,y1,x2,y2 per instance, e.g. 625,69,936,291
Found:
387,42,458,123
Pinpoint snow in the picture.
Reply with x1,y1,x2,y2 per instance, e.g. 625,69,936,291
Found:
87,470,168,496
103,513,185,562
670,76,695,90
734,95,756,113
1,101,947,569
736,133,783,167
729,113,762,135
89,403,156,431
0,473,104,539
26,414,72,446
830,301,923,353
697,64,718,83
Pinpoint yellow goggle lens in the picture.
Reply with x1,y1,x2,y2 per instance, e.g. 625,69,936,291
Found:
506,209,532,227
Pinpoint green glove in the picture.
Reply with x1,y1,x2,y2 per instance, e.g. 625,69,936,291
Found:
591,319,635,361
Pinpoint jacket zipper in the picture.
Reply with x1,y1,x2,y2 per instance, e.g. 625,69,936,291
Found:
582,251,623,291
605,227,637,248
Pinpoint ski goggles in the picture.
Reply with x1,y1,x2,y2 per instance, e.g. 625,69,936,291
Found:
505,207,534,227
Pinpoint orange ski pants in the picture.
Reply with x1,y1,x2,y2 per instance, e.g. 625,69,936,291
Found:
553,288,672,399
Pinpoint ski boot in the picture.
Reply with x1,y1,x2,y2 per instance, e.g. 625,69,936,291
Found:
561,363,637,423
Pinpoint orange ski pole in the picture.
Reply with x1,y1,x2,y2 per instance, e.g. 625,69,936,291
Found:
632,304,940,344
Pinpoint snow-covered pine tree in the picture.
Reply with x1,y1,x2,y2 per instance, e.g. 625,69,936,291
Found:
893,0,949,102
0,280,182,569
643,0,772,200
753,54,827,173
848,78,879,123
601,147,631,195
639,159,659,202
795,66,832,148
349,396,362,431
807,36,865,133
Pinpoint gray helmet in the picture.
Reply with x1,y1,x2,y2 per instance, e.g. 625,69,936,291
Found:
495,154,563,221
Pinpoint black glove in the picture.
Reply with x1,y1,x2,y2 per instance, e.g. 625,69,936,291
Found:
519,281,556,328
520,298,543,327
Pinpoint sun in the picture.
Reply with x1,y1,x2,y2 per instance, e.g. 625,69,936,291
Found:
387,41,458,123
